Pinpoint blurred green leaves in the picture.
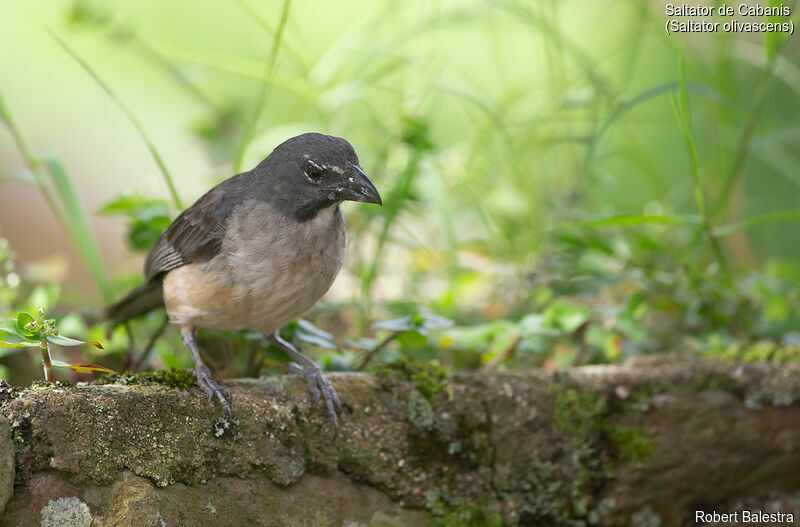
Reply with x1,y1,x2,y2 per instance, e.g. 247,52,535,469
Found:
764,0,791,61
99,193,172,251
3,0,800,382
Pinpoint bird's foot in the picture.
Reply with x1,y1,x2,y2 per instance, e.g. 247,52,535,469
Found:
193,365,231,416
288,362,341,428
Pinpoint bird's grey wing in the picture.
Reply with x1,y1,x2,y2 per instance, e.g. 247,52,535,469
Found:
144,178,249,280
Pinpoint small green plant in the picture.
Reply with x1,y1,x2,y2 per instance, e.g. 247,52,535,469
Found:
0,308,110,381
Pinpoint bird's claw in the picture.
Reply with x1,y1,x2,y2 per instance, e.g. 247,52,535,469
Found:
193,365,232,416
288,362,341,428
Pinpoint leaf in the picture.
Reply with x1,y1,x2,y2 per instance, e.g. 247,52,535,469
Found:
345,336,379,351
395,330,427,348
0,329,39,348
100,193,173,251
545,304,590,333
372,315,418,333
519,313,560,337
417,311,455,331
51,360,114,373
47,334,103,349
15,312,37,337
372,311,454,334
294,319,337,349
99,193,170,216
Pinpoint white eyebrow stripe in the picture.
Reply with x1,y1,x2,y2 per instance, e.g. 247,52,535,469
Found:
307,160,346,175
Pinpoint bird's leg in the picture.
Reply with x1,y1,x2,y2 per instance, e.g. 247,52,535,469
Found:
179,325,231,416
266,331,341,428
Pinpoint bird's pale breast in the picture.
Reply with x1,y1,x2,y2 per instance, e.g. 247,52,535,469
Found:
162,201,346,332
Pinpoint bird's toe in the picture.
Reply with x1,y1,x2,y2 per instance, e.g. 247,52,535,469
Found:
292,363,340,428
194,366,232,416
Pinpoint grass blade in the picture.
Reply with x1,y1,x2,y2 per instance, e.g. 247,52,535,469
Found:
714,211,800,237
765,0,791,61
0,87,111,298
555,213,701,230
0,88,67,224
40,157,112,302
48,30,184,210
232,0,292,173
232,0,306,72
672,56,728,275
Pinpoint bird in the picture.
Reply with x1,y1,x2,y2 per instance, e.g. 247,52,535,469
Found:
106,133,382,427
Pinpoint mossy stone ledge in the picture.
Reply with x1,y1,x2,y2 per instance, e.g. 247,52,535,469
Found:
2,354,800,526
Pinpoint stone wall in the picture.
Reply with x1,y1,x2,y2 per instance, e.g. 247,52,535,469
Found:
2,355,800,526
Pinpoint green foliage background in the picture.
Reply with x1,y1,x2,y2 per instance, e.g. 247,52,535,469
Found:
0,0,799,381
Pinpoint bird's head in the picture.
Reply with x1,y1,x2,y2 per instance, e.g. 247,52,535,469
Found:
258,133,382,221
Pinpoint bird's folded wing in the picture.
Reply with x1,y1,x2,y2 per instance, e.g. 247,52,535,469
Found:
144,181,245,280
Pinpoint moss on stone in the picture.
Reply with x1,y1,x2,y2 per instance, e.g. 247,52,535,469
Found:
376,358,452,401
96,368,197,389
28,380,72,390
404,389,435,430
611,426,657,463
510,386,617,525
11,426,30,455
425,490,503,527
706,342,800,364
552,387,608,441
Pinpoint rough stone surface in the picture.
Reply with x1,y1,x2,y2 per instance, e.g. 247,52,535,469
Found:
3,470,425,527
0,417,11,515
2,354,800,526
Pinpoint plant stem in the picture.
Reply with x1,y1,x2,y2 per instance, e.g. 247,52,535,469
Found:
232,0,292,173
712,64,775,221
40,340,53,382
49,30,184,210
0,88,113,300
359,148,423,326
356,331,399,371
0,89,68,228
673,59,729,277
132,317,169,372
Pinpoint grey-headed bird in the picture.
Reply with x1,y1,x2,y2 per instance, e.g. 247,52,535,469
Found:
107,133,382,427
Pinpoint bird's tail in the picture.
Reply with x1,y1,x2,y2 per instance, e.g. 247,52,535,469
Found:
105,280,165,327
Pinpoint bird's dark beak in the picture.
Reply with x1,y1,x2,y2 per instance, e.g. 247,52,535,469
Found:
339,164,382,205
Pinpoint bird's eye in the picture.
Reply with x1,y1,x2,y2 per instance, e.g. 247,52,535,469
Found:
306,161,324,181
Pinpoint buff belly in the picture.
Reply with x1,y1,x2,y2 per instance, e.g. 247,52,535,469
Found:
162,202,345,333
